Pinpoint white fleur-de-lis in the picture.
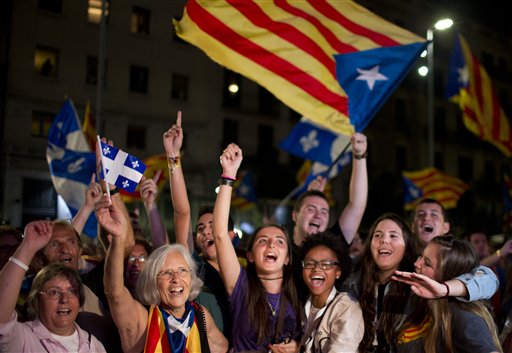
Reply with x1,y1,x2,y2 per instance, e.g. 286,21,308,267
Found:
103,146,110,155
300,130,319,153
122,180,130,189
131,160,139,168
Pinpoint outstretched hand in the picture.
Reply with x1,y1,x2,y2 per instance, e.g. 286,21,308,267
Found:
392,270,448,299
351,132,367,156
219,143,243,179
95,194,128,240
22,220,54,253
140,171,161,207
163,111,183,158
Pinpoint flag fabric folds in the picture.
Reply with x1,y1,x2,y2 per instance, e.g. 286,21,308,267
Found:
402,168,469,210
120,154,169,203
46,99,97,237
446,34,512,157
82,101,97,152
231,171,257,210
98,141,146,193
174,0,426,135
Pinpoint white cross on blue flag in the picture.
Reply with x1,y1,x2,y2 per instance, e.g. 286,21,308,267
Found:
98,141,146,193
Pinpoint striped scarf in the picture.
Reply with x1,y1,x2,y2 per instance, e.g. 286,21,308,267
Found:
144,303,202,353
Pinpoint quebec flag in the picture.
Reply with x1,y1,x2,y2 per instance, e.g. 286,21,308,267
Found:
99,141,146,193
46,99,97,237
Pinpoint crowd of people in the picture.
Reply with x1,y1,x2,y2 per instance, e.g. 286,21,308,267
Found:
1,110,512,353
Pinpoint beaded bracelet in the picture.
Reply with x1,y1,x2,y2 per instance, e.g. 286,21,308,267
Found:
168,156,181,175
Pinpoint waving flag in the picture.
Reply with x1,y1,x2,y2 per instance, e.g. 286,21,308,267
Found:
231,170,257,210
446,34,512,157
402,168,469,210
121,154,169,203
174,0,426,135
98,140,146,193
46,99,97,237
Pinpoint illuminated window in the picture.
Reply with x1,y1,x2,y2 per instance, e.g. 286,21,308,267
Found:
34,46,59,78
31,111,54,138
38,0,62,14
171,73,188,101
88,0,109,24
131,6,150,35
129,65,149,93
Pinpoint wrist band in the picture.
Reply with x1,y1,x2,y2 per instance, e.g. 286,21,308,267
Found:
442,282,450,298
110,187,120,196
9,256,29,271
221,174,236,181
168,156,181,175
218,178,235,187
353,151,367,160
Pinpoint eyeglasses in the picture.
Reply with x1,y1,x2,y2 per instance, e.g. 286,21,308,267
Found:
302,259,339,270
128,255,147,263
157,268,191,280
39,287,79,299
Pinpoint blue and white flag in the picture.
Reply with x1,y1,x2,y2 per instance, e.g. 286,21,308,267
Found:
280,118,352,166
46,99,97,237
98,141,146,193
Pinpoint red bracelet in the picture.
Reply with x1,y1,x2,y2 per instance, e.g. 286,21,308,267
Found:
442,282,450,298
221,174,236,181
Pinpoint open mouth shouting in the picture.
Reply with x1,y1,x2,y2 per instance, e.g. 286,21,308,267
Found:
264,252,278,263
308,274,325,288
169,286,185,296
56,308,73,316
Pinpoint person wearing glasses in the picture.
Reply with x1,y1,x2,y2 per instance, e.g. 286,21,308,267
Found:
97,193,228,353
299,231,363,353
124,237,151,295
0,220,106,352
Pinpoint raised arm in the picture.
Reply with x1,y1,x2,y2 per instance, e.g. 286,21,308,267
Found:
163,111,194,252
481,239,512,267
337,133,368,244
0,220,53,323
212,143,243,296
140,171,168,249
97,195,147,352
72,173,102,235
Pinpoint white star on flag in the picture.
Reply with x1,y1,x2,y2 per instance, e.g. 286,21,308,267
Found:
356,66,388,90
458,66,469,85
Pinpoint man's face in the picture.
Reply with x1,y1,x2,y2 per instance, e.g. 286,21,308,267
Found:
196,213,217,261
292,196,330,241
468,232,489,259
412,202,450,245
41,225,82,270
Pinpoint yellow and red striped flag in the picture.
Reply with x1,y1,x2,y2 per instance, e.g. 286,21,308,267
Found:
402,168,469,210
82,101,97,152
174,0,425,135
120,154,169,203
446,34,512,157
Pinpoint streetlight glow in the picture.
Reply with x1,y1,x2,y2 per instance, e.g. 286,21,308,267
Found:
434,18,453,30
418,66,428,76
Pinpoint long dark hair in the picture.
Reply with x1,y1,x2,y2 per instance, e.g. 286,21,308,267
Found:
358,213,421,352
245,224,301,344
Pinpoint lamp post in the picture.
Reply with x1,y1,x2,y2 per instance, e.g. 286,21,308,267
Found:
426,18,453,167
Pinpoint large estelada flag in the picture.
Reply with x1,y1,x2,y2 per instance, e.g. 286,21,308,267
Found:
402,168,469,210
174,0,426,135
446,34,512,157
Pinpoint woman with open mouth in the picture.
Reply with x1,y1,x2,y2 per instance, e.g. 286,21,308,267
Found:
97,192,228,353
298,231,364,353
213,143,302,352
0,220,106,352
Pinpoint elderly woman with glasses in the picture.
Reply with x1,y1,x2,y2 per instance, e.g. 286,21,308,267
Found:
298,231,364,353
96,194,228,353
0,220,106,352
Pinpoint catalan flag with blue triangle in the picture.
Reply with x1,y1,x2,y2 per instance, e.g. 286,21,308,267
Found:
402,168,469,210
231,170,257,210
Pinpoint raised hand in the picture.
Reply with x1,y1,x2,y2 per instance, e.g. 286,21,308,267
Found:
351,132,367,157
307,175,326,192
95,194,128,240
22,220,54,253
85,173,103,208
219,143,243,179
163,111,183,158
140,170,161,208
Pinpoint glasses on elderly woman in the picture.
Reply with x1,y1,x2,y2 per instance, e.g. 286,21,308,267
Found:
127,255,147,263
157,268,191,280
302,259,339,270
39,287,79,299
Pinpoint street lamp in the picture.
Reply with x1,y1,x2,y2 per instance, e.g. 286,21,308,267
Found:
427,18,453,167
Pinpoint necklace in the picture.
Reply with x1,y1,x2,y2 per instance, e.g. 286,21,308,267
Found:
266,294,281,317
258,276,284,281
